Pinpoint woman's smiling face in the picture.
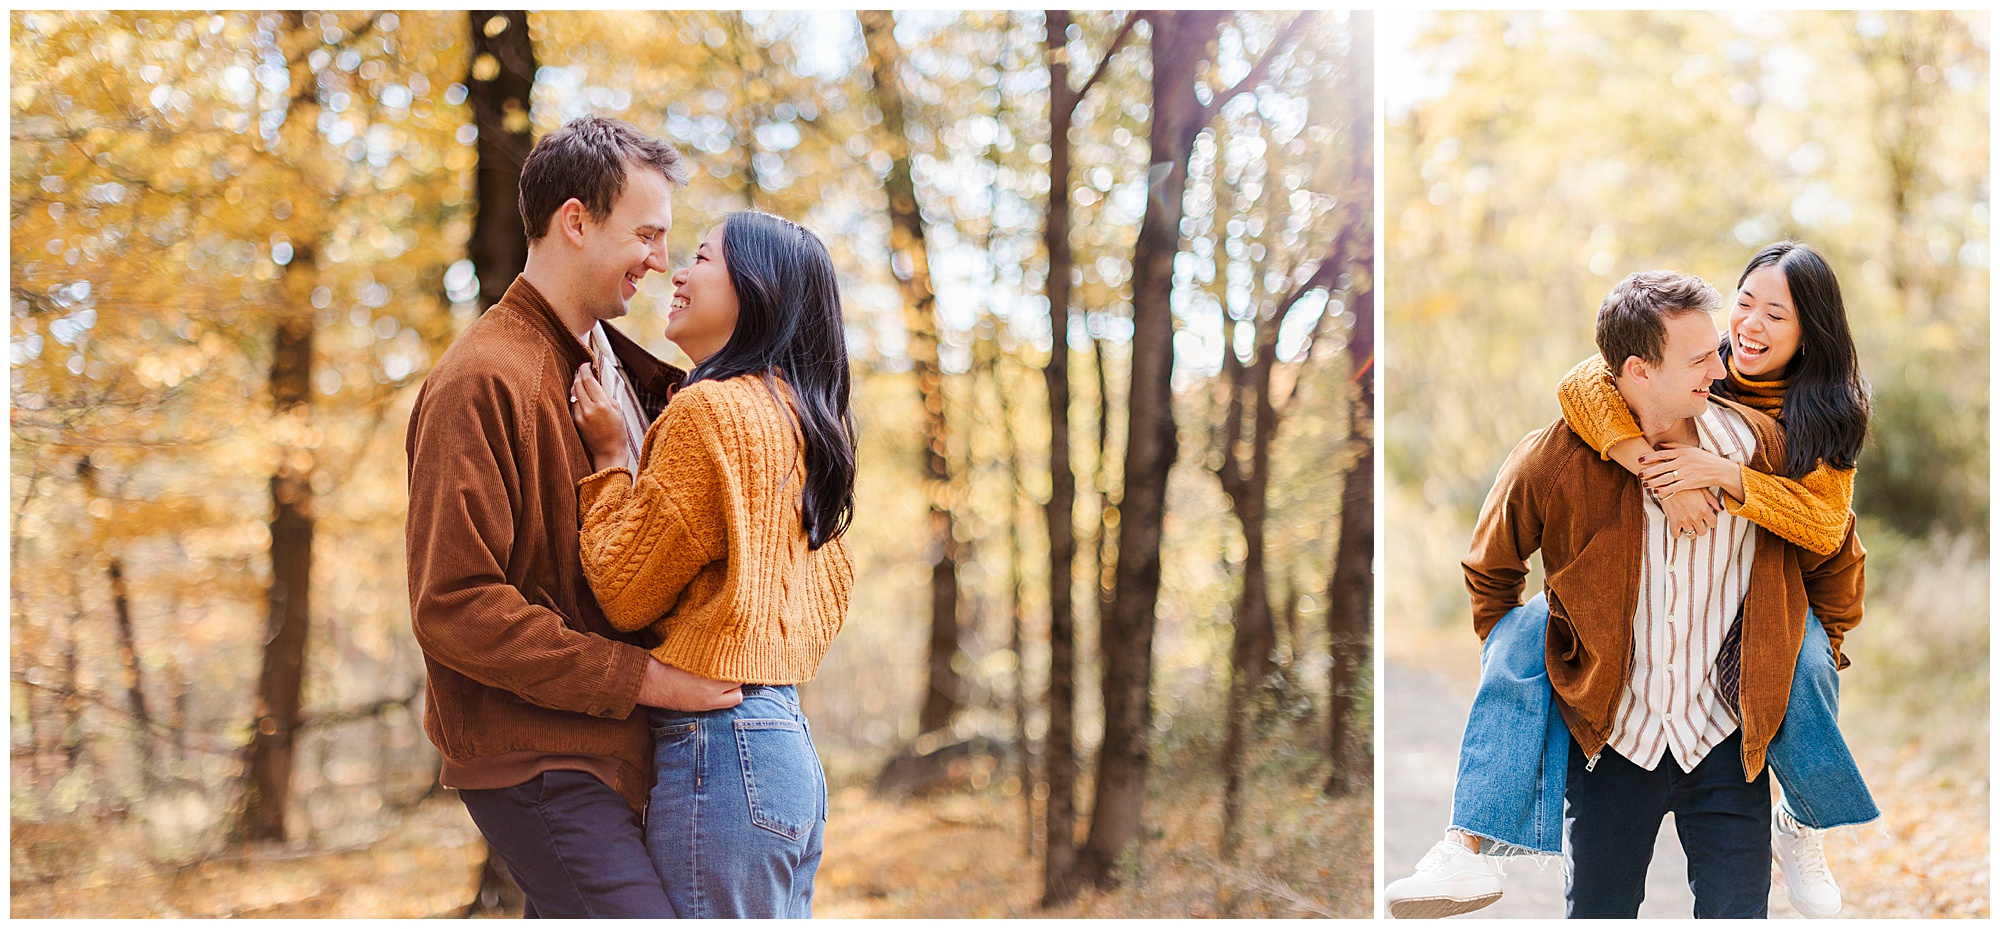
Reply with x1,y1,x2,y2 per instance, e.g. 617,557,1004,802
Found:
664,224,740,365
1730,263,1803,379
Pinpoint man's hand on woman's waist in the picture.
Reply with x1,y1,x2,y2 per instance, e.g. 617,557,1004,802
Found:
637,658,743,711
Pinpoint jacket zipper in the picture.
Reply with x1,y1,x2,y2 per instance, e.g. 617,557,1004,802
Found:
1546,587,1609,775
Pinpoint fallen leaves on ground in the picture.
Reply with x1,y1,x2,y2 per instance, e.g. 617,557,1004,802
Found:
10,797,484,918
1830,740,1990,919
815,761,1373,918
15,753,1372,919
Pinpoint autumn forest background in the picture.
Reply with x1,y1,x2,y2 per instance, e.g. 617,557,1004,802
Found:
10,10,1372,918
1383,11,1988,918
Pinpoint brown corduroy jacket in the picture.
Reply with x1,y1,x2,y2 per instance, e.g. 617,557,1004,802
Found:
405,276,681,810
1462,396,1866,781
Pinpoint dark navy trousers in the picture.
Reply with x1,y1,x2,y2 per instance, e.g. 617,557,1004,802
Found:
1563,731,1771,919
457,769,675,918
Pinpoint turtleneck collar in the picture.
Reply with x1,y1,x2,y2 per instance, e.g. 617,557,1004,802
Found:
1724,354,1788,418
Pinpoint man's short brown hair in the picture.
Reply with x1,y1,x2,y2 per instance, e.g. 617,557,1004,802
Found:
1595,270,1724,375
519,116,689,242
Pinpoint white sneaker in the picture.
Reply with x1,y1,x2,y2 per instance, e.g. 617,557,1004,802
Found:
1385,839,1504,918
1773,806,1842,917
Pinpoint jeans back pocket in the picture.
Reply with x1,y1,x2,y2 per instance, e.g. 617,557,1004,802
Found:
732,718,821,841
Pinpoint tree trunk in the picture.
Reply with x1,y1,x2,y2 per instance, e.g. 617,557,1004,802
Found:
107,555,152,768
239,12,325,843
722,11,767,208
858,10,966,736
467,11,536,313
1092,332,1117,664
1326,276,1374,796
76,457,155,773
1008,440,1034,858
1216,314,1281,856
1037,7,1083,905
1077,9,1224,889
1278,576,1302,688
241,258,318,843
62,574,86,772
1326,13,1374,796
170,654,189,766
986,345,1036,859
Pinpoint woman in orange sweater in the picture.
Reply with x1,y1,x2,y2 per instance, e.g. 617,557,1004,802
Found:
569,210,855,918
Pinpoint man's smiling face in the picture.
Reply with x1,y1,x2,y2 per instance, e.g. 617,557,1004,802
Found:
574,160,673,325
1640,310,1728,420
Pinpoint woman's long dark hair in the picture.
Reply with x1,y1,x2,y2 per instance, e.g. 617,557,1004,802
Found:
683,210,855,548
1714,241,1870,479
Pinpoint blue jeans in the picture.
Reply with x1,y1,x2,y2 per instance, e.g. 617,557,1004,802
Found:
1449,594,1877,855
1764,615,1880,830
646,685,828,918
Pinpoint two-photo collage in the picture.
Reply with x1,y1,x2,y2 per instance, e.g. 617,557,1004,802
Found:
8,8,1988,921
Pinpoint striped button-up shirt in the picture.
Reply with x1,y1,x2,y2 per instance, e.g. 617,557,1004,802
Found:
1604,403,1759,773
589,322,653,477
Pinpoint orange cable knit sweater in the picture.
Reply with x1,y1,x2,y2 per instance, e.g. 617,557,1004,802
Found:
578,374,852,684
1555,354,1854,556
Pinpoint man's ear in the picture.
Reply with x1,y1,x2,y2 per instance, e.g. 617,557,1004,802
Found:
556,198,589,247
1621,354,1649,382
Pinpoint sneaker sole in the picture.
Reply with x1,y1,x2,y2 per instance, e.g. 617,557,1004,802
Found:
1388,892,1503,919
1783,886,1841,919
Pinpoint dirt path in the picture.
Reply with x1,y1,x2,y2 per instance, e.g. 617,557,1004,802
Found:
1385,660,1806,919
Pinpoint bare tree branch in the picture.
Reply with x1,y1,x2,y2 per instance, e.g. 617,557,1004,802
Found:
1198,11,1319,126
1275,226,1357,419
1071,13,1139,106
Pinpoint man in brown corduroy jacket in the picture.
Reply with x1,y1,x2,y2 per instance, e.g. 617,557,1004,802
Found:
1461,272,1865,917
405,117,740,918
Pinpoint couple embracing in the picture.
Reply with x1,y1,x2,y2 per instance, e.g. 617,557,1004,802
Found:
1390,245,1875,918
404,116,854,918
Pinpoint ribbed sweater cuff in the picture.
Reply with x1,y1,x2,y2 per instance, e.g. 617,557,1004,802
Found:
578,466,635,513
1594,427,1644,461
1721,464,1750,515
